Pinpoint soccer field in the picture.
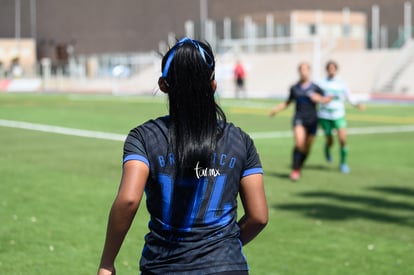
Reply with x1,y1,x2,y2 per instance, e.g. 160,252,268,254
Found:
0,93,413,275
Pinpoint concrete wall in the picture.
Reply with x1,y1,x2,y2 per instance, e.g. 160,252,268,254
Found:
213,49,400,98
395,59,414,93
44,49,402,97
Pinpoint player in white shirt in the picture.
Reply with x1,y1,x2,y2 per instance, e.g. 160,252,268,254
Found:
318,61,365,173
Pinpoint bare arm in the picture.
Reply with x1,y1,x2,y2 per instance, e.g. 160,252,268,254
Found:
270,87,295,117
342,86,365,110
269,101,290,117
309,93,332,104
238,174,268,246
346,91,366,110
356,103,366,111
98,161,149,275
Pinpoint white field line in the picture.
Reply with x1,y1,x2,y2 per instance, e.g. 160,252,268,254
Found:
1,119,414,141
0,119,125,141
250,125,414,139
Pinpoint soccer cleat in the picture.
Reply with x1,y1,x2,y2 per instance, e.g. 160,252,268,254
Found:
326,154,333,163
340,164,350,174
290,170,301,181
324,147,332,163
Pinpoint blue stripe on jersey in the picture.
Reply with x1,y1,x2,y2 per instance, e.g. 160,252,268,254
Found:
242,167,263,177
204,175,232,226
123,154,150,167
183,177,208,231
157,174,174,230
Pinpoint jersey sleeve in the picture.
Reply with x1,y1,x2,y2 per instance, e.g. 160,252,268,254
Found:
286,86,295,103
241,133,263,178
123,127,150,167
314,84,325,96
305,83,324,98
342,83,357,105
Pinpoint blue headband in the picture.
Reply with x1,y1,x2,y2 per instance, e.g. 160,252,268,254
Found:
162,37,214,78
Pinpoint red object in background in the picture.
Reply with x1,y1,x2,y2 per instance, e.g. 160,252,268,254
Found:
0,80,11,91
234,63,246,79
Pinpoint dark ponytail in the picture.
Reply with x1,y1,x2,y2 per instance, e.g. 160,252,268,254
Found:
160,38,226,176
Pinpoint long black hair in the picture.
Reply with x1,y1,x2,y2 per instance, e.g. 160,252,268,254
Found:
160,38,226,176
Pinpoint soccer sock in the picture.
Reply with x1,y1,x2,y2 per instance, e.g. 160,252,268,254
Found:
299,152,308,168
340,146,348,164
292,147,304,170
324,144,331,160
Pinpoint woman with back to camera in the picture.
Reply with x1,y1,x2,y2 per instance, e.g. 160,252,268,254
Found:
97,38,268,275
269,62,331,181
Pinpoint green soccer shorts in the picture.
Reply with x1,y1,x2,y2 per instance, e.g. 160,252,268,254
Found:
319,117,347,136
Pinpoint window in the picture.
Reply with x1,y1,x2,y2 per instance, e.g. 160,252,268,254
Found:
343,25,352,37
309,24,317,35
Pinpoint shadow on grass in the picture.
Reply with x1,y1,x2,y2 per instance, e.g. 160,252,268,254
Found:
274,203,412,227
266,163,332,180
266,171,290,180
368,186,414,197
301,164,333,172
299,191,414,211
274,189,414,227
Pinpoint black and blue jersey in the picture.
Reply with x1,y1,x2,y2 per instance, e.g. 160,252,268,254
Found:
123,116,263,274
287,82,324,124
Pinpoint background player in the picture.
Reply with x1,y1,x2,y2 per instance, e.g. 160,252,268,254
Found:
98,38,268,275
269,62,331,181
234,60,247,98
318,60,365,174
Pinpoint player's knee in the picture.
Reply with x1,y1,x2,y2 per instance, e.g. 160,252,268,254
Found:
339,136,346,146
295,144,306,151
326,136,334,145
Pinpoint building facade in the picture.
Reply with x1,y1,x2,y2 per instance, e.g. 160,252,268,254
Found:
0,0,411,56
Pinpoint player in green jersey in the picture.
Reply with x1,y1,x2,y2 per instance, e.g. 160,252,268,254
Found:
318,61,365,173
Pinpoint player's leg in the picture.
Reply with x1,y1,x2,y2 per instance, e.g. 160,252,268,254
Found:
299,134,315,167
236,79,243,98
240,79,246,98
299,122,318,167
335,118,349,173
235,80,239,98
291,124,307,180
325,134,334,162
319,118,334,162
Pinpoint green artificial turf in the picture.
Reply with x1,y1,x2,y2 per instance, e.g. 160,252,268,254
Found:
0,93,413,274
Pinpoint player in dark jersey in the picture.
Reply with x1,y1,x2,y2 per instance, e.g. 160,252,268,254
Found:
269,62,331,181
98,37,268,275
